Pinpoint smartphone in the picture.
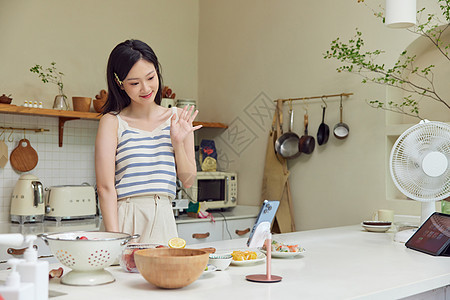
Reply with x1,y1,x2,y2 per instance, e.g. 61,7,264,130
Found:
246,200,280,248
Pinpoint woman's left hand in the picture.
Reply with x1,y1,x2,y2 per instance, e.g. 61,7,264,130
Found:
171,105,202,145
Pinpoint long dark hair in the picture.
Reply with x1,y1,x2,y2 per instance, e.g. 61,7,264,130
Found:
103,39,163,115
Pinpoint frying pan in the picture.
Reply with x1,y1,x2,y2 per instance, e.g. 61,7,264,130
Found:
317,105,330,145
275,104,301,159
299,111,315,154
333,95,349,139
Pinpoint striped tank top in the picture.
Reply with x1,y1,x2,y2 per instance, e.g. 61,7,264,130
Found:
115,107,177,199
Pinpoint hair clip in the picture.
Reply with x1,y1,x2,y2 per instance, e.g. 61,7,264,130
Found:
114,73,123,86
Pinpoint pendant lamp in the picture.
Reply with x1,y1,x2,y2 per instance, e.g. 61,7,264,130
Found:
385,0,416,28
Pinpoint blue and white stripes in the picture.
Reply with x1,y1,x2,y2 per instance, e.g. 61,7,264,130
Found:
115,108,177,199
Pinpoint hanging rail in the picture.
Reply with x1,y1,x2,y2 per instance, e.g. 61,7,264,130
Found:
0,126,49,133
274,92,353,103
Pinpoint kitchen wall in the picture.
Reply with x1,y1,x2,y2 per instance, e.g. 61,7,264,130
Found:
0,1,448,228
197,0,449,230
0,0,199,221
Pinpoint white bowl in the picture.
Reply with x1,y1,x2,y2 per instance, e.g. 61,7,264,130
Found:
208,253,232,271
40,231,138,285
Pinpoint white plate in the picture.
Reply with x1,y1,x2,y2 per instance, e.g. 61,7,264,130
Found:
361,222,391,232
260,248,306,258
203,264,217,273
230,252,266,266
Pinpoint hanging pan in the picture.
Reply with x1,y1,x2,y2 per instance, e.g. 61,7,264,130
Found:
317,97,330,145
275,100,301,159
299,110,315,154
333,95,349,139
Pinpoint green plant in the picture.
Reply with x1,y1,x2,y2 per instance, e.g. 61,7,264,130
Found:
324,0,450,120
30,62,65,97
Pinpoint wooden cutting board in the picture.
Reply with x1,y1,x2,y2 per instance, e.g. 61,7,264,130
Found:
0,140,8,168
10,139,38,172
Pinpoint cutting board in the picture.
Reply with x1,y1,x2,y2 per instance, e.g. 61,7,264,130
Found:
10,139,38,172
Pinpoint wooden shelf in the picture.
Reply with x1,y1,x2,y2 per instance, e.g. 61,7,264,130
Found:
0,104,227,146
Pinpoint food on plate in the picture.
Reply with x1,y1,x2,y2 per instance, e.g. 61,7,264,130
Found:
168,237,186,249
231,250,258,261
48,267,64,279
262,240,304,253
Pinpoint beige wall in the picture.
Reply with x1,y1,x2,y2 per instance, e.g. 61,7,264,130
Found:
0,0,447,228
197,0,448,230
0,0,199,108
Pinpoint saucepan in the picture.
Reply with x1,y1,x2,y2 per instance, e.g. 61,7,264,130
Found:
275,101,301,159
299,110,315,154
333,95,349,139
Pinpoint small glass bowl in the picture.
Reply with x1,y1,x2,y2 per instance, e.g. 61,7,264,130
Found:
120,243,167,273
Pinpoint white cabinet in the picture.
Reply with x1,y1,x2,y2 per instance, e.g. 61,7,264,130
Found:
223,217,255,240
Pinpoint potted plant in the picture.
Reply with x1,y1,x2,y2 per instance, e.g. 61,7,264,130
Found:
30,62,69,110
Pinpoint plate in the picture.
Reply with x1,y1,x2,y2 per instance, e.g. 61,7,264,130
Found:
230,252,266,266
260,248,306,258
361,222,392,232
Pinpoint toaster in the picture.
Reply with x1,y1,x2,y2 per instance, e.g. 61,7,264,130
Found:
45,185,97,221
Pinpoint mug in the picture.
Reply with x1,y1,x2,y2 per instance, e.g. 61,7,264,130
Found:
373,209,394,222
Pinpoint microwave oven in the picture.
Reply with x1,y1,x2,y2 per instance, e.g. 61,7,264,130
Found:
183,171,237,209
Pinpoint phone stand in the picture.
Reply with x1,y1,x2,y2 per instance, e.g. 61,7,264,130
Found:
246,221,282,283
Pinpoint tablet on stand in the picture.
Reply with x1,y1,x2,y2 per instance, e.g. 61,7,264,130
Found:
246,200,282,283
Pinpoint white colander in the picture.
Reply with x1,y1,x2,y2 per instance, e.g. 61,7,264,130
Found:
40,231,138,286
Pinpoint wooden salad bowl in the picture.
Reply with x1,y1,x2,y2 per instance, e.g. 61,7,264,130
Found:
134,248,209,289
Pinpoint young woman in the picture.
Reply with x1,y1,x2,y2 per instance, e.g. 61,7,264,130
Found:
95,39,201,244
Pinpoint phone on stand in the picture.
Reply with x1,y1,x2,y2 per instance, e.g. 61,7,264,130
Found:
246,200,280,248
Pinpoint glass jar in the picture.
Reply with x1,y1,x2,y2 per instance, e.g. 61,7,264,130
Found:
441,197,450,215
119,243,167,273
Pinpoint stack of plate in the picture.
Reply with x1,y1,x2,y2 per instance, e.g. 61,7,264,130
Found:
361,221,392,232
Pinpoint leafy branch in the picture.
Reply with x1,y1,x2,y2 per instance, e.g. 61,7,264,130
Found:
30,62,65,96
324,0,450,120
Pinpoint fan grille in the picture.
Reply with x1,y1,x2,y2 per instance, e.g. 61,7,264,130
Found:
390,121,450,202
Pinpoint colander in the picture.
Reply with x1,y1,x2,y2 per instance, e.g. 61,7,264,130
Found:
40,231,138,286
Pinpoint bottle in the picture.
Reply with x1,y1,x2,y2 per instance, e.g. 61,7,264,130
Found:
33,101,38,108
23,101,28,108
0,258,34,300
16,235,48,300
38,102,43,108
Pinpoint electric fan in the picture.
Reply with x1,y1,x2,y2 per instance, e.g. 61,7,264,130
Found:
390,120,450,242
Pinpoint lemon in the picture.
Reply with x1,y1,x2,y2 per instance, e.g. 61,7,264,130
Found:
168,237,186,248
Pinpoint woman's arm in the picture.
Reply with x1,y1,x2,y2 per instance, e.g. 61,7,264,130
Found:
95,114,119,232
171,106,202,188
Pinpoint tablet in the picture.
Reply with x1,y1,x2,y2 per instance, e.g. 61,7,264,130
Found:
246,200,280,248
405,212,450,256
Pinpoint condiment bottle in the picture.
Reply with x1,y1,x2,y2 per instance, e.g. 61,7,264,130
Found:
16,235,48,300
0,258,34,300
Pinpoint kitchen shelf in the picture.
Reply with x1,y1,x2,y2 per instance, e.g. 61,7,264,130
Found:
0,104,228,147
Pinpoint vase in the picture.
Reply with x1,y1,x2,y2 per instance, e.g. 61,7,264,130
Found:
53,94,69,110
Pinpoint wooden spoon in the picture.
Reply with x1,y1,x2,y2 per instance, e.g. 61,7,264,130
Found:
10,139,38,172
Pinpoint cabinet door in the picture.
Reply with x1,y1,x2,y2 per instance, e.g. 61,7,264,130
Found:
223,217,256,240
177,221,223,245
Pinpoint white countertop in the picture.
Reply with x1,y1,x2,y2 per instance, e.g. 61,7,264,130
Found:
2,224,447,300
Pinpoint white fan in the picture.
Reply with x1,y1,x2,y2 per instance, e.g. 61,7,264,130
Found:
390,120,450,242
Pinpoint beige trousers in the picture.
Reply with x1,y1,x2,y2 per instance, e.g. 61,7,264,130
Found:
113,194,178,245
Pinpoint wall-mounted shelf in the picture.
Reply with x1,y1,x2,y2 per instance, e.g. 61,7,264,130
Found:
0,104,227,147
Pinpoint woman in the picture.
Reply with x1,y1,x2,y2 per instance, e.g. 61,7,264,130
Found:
95,39,201,244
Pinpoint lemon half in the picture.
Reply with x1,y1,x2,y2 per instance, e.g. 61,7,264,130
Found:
168,237,186,248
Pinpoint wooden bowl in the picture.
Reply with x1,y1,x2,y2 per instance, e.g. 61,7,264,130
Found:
72,97,92,112
93,99,106,113
134,248,209,289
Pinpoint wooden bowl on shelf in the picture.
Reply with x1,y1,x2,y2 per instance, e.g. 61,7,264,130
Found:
134,248,209,289
72,97,91,112
93,99,106,113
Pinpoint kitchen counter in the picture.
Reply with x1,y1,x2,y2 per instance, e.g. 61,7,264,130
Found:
2,224,448,300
